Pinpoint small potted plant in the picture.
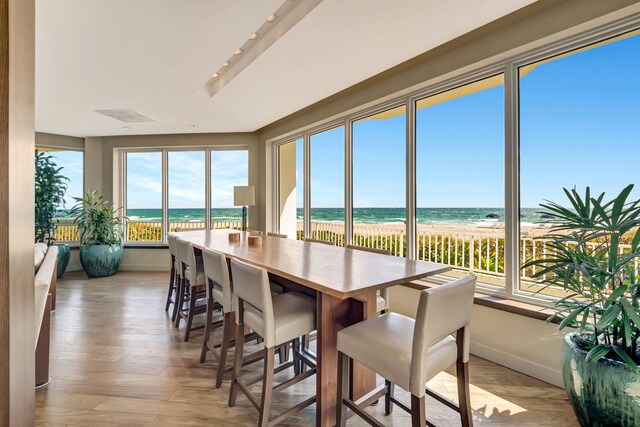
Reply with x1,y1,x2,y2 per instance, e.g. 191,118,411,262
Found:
524,185,640,426
35,150,71,277
69,190,126,278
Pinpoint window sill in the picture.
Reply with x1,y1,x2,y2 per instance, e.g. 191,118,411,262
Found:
56,243,169,249
402,279,558,324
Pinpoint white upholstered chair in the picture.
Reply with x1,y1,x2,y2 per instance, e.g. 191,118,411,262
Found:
174,238,207,341
336,274,476,427
346,244,392,313
229,258,317,426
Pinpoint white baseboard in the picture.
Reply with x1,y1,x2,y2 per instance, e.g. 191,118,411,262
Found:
471,341,563,388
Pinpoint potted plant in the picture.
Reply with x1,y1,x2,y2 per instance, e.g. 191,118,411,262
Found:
524,184,640,426
69,190,126,278
35,150,71,278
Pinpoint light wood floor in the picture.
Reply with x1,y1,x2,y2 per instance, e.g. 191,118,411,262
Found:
36,271,578,426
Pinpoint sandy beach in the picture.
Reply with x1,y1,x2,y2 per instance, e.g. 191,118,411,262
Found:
301,221,553,239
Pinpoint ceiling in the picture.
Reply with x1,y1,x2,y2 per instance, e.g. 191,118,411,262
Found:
36,0,536,138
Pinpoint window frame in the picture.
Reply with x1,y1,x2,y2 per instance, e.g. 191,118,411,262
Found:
121,146,249,245
270,14,640,307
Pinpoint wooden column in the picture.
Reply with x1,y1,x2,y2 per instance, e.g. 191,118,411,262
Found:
0,0,36,425
316,292,377,427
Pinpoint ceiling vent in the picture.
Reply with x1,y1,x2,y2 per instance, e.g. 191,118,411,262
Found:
94,109,156,123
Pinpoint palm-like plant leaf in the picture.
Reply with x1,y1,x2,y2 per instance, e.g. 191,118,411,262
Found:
524,185,640,369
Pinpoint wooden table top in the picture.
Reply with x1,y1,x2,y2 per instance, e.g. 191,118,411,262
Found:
175,229,450,299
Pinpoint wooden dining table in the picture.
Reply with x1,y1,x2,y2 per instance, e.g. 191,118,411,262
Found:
176,229,450,427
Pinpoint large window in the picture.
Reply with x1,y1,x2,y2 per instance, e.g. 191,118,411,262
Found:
310,126,345,245
416,76,505,286
211,150,249,229
276,138,303,240
272,22,640,304
518,31,640,297
126,151,163,242
168,151,206,232
123,148,248,243
353,106,406,256
39,148,84,242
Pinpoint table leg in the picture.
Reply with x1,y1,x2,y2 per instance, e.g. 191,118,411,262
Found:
316,292,377,427
349,292,377,401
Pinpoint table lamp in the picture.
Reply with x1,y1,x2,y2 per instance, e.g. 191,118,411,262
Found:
234,185,255,231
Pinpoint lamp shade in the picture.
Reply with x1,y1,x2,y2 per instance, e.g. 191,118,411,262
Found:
234,186,255,206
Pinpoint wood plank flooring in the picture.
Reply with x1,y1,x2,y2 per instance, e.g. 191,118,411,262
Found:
35,271,579,426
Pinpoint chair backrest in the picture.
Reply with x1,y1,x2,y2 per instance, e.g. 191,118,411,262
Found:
230,258,276,346
175,238,190,273
201,247,232,312
167,234,178,257
409,274,476,395
247,230,264,235
267,232,287,238
346,244,391,256
305,238,335,246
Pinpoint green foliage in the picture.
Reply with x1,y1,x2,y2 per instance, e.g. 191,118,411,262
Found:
69,190,126,247
523,185,640,370
35,150,69,244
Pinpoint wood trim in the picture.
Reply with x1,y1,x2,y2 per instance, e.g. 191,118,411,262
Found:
35,294,51,387
402,280,558,323
0,0,35,424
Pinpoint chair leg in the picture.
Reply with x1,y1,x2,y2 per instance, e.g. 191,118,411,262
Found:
258,347,275,427
292,338,301,375
184,285,196,342
228,319,245,407
410,395,426,427
336,351,350,427
165,265,175,311
301,334,309,373
278,342,290,363
215,312,232,389
384,379,394,415
200,296,214,363
174,277,185,328
170,271,180,322
457,360,473,427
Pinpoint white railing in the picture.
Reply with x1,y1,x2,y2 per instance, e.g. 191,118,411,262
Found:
303,221,638,281
54,220,242,243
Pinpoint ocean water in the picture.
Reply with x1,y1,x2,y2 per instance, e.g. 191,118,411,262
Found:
109,207,550,225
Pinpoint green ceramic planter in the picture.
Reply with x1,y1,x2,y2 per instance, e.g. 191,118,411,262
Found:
79,244,123,278
54,243,70,279
562,332,640,426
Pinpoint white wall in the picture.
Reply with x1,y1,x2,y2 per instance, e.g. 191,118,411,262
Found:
390,285,565,387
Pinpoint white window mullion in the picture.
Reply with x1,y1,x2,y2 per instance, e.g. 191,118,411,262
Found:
303,133,311,239
162,149,169,243
406,98,416,260
344,119,353,246
205,149,211,231
504,63,520,298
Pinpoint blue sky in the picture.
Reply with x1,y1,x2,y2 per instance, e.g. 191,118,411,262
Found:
52,32,640,212
48,150,83,208
124,150,248,210
296,31,640,209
